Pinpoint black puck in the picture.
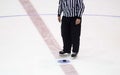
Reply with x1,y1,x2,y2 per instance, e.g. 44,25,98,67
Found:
57,59,70,63
63,60,67,62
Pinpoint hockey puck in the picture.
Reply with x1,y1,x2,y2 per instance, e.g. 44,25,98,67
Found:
63,60,67,62
57,59,70,63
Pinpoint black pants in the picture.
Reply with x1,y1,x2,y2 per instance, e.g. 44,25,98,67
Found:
61,16,81,53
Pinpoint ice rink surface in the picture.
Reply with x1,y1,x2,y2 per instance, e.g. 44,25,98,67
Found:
0,0,120,75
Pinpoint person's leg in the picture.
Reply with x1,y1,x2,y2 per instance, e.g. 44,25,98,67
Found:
71,17,81,56
60,17,72,54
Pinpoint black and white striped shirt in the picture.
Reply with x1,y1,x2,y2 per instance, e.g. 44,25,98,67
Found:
58,0,85,18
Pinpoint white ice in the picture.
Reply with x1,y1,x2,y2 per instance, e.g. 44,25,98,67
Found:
0,0,120,75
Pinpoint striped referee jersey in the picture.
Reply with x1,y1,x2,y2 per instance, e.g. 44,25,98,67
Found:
58,0,85,18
